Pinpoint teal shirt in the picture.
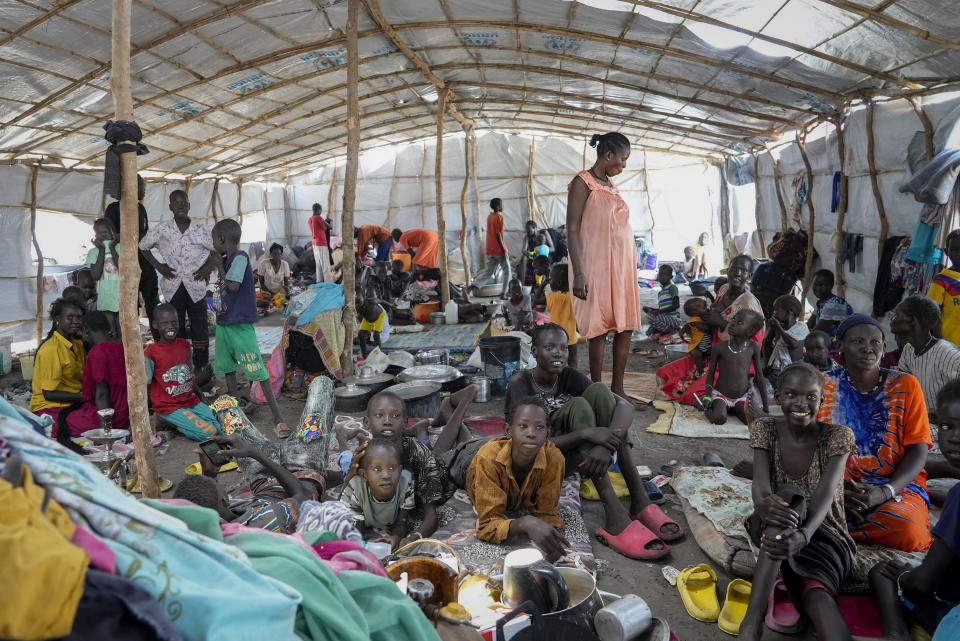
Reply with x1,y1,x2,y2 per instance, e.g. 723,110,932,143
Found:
85,241,120,312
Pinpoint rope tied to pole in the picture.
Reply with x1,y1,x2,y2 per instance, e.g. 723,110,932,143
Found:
102,119,149,199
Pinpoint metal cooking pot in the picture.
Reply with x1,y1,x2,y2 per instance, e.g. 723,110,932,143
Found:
343,367,394,394
418,349,448,365
387,381,442,419
470,375,491,402
429,312,446,325
543,567,605,632
333,383,371,413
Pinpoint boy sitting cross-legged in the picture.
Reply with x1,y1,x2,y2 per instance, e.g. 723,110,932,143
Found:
144,304,221,441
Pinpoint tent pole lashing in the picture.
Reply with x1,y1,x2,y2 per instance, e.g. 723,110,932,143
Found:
436,89,450,307
110,0,159,499
339,0,359,379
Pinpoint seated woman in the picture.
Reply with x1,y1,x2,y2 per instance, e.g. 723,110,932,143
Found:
257,242,291,298
30,298,86,431
818,314,933,552
62,311,129,438
505,323,682,560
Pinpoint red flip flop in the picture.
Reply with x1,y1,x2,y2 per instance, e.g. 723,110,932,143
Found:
595,520,669,560
632,504,684,542
764,579,801,634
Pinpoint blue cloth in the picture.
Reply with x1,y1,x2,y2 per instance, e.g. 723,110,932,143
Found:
0,399,303,641
288,283,346,328
932,482,960,555
900,148,960,205
933,605,960,641
905,219,943,265
376,237,393,262
218,250,258,325
831,171,843,213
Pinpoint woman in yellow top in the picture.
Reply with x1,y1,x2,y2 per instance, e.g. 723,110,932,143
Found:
30,298,86,429
544,263,579,369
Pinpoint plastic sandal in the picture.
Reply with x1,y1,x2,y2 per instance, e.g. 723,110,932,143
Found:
275,423,292,439
185,461,238,475
644,480,665,504
765,579,802,634
677,563,721,622
126,474,174,494
718,578,752,635
632,503,684,542
595,520,669,560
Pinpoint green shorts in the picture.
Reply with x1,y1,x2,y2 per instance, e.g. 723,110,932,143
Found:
158,402,222,441
213,323,268,382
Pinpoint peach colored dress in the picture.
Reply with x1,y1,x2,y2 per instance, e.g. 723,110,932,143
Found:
568,170,642,339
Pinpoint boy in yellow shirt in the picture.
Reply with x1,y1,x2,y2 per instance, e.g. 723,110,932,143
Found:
929,229,960,348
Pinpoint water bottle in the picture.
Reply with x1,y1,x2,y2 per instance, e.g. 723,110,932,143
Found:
444,299,458,325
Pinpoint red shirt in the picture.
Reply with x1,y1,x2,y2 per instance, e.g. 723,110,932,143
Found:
486,212,505,256
80,342,129,429
144,338,200,414
308,215,328,247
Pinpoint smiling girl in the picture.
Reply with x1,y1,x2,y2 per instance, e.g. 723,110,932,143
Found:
739,362,857,640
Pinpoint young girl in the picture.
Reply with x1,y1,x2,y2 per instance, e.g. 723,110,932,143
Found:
544,263,579,369
85,218,121,335
358,295,390,358
681,297,712,377
738,362,856,641
340,437,415,549
63,311,129,438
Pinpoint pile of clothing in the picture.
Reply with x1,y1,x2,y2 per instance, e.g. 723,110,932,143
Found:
0,399,440,641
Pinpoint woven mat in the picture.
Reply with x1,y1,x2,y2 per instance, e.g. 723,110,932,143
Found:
647,400,749,439
380,322,488,353
599,371,659,404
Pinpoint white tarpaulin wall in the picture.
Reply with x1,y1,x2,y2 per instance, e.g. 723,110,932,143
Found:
733,91,960,316
0,130,721,341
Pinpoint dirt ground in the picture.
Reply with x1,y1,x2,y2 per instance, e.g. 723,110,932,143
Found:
7,303,811,641
137,307,809,641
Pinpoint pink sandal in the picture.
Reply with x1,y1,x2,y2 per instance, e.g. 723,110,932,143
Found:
595,520,669,560
632,504,684,542
765,579,802,633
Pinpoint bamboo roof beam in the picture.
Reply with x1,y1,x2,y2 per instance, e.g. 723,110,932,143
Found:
813,0,960,52
624,0,921,89
0,0,84,48
361,0,475,129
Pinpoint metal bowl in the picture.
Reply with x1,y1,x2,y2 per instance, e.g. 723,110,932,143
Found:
429,312,446,325
397,364,462,384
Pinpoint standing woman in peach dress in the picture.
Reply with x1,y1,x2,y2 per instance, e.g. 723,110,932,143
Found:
567,133,643,399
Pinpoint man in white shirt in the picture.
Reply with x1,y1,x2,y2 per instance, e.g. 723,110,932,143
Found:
892,295,960,417
139,190,217,368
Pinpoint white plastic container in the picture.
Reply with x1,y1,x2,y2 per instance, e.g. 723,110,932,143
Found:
444,299,458,325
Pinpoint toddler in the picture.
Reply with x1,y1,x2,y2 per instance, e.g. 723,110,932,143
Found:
803,331,836,372
704,309,769,424
340,437,414,548
681,297,712,376
358,296,390,358
503,278,533,331
762,294,808,389
643,264,683,337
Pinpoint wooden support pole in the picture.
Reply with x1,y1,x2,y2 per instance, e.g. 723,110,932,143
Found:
327,165,337,222
471,130,484,270
210,177,220,220
282,179,292,245
752,154,765,257
420,142,428,227
236,179,244,225
833,118,848,299
908,96,935,162
111,0,158,498
385,153,399,229
29,165,43,346
771,153,789,233
642,150,656,247
866,100,889,267
340,0,359,378
436,90,450,305
526,139,536,222
796,138,816,302
460,130,472,285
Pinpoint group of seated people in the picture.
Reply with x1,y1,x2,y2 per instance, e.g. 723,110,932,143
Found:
649,242,960,640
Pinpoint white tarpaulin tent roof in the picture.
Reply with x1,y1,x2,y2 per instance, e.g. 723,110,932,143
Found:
4,0,960,338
